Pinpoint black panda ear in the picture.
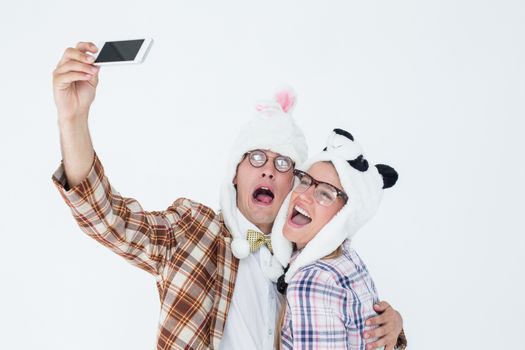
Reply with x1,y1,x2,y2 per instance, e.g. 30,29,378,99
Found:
348,155,369,172
323,147,327,151
375,164,398,189
333,128,354,141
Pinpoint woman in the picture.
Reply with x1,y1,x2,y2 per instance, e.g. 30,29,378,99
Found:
271,128,401,350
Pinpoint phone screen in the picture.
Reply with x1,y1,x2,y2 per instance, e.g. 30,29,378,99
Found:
95,39,145,63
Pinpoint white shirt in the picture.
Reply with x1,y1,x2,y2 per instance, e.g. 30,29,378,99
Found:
219,210,280,350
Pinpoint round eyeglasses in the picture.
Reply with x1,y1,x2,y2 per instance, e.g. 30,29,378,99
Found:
293,169,348,206
243,150,295,173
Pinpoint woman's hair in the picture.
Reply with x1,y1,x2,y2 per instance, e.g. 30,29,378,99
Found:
323,245,343,260
274,245,343,349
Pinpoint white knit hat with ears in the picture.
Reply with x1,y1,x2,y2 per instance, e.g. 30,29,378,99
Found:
219,87,308,269
271,128,399,283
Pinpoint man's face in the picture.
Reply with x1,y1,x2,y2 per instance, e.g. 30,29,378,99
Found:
233,150,295,233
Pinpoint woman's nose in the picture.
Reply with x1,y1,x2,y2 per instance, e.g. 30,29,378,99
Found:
298,186,315,204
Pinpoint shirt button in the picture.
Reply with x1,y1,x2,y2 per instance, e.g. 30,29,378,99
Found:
268,329,273,335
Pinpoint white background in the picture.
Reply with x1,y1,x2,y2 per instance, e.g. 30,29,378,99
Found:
1,1,524,349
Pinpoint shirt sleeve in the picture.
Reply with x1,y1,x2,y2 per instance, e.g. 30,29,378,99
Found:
286,268,350,350
396,329,407,349
51,152,193,277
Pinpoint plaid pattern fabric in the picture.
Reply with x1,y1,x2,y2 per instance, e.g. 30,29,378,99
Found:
280,241,383,350
52,154,239,350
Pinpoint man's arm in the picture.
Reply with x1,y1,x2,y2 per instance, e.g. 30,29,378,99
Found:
53,41,99,188
51,42,189,276
52,152,192,276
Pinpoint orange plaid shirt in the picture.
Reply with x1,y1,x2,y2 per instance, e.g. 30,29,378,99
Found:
52,153,239,350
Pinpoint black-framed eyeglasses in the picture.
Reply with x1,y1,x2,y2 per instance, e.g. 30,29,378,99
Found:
243,150,295,173
293,169,348,206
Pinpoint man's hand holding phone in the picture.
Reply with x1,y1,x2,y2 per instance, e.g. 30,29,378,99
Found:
53,41,100,124
53,39,153,123
52,39,153,187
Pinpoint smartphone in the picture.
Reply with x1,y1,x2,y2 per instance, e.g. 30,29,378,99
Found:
93,38,153,66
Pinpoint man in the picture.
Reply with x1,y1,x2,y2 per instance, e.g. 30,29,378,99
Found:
52,42,406,350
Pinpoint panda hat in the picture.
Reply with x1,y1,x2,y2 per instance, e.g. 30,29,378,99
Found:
271,128,398,282
220,87,308,267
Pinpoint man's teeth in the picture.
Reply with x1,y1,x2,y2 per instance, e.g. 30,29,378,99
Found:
294,205,311,218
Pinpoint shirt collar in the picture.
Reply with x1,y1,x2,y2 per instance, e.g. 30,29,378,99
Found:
235,209,261,239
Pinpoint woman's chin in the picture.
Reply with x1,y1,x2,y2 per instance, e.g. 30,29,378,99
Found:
283,223,297,241
283,222,304,244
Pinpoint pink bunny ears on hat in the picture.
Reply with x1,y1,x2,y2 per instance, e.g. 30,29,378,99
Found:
274,88,297,113
255,87,297,114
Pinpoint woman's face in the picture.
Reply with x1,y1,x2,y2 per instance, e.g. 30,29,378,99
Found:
283,162,346,249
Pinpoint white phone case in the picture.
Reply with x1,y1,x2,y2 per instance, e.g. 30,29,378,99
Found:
93,38,153,66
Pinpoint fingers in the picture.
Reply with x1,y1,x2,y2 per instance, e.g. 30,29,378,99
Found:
364,304,403,350
53,71,94,87
54,42,100,88
366,302,397,327
373,301,392,313
53,60,99,88
75,41,98,53
366,335,396,350
366,312,387,327
55,60,99,76
57,42,98,67
364,322,392,340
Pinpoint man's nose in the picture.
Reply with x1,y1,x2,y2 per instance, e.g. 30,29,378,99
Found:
260,161,275,179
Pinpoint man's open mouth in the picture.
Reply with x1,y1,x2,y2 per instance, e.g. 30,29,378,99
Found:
252,186,275,205
289,205,312,227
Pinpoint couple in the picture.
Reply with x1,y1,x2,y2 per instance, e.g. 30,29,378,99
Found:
51,42,407,350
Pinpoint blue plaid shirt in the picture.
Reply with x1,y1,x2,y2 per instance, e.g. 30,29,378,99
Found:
280,240,382,350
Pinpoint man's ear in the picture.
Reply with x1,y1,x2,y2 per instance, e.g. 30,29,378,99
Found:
233,162,242,190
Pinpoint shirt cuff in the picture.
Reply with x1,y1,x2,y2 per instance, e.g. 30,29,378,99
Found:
51,152,104,204
396,328,407,349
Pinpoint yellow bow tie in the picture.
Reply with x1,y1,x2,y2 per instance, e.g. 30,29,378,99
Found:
246,229,273,254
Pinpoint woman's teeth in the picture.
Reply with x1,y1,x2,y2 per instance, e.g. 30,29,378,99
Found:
290,205,312,226
294,205,311,219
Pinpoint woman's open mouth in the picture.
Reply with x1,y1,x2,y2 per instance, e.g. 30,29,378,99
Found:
289,205,312,227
